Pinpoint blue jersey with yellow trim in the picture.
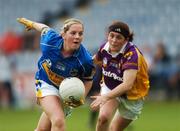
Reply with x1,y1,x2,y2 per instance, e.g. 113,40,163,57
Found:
35,28,94,88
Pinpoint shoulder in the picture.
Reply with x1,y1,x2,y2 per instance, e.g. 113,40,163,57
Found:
98,42,107,53
79,45,92,59
77,45,93,63
124,42,139,57
41,28,55,35
122,43,139,70
40,28,62,46
41,28,62,39
94,42,107,57
96,42,109,58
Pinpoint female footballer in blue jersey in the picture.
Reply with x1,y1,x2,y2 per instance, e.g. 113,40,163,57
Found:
90,21,150,131
17,17,94,131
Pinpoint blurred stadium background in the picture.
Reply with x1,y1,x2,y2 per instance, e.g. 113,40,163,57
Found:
0,0,180,131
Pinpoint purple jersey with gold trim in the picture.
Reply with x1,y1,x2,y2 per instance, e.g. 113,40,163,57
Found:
94,42,149,100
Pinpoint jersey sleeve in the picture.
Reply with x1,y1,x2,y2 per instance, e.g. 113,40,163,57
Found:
93,44,105,66
82,59,95,81
122,49,139,70
79,47,95,81
40,28,61,53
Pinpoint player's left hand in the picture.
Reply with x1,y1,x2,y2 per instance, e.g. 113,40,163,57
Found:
90,95,109,111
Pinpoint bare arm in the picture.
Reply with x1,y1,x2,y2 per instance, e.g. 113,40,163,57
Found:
84,80,93,97
17,18,49,32
106,69,137,99
90,69,137,110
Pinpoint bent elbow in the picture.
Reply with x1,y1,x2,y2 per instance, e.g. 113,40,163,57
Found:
125,83,133,91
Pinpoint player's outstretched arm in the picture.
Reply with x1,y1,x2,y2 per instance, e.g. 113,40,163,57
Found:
17,18,49,32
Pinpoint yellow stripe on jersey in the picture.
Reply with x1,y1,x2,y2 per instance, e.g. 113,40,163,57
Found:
122,62,138,68
126,48,150,100
42,62,64,87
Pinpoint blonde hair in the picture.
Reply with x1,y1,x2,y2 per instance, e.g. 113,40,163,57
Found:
61,18,84,33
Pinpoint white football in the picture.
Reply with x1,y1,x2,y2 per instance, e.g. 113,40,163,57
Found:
59,77,85,104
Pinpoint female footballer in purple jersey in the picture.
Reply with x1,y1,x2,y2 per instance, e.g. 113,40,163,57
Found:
91,21,150,131
17,18,94,131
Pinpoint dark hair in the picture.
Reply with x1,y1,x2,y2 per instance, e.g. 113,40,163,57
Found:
108,21,134,42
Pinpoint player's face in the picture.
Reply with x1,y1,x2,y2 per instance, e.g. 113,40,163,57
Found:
63,23,84,51
108,31,127,53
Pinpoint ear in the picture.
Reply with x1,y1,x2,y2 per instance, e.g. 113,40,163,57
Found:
125,37,129,42
61,32,65,39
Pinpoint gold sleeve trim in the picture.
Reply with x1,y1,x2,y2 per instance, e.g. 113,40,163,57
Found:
42,62,64,87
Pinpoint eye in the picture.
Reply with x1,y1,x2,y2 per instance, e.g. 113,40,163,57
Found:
70,31,76,35
109,33,114,38
116,35,121,40
79,31,83,36
116,35,125,40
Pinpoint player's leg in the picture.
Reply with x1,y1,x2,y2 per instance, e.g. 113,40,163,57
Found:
35,112,51,131
109,111,132,131
110,97,144,131
96,98,118,131
34,80,65,131
38,95,65,131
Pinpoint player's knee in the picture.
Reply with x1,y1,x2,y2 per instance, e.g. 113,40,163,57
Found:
109,124,118,131
35,128,49,131
110,125,124,131
97,114,109,125
52,117,65,130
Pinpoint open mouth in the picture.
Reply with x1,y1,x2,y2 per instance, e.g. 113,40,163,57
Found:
73,42,79,44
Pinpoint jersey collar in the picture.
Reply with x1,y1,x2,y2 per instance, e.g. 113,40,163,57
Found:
102,41,128,57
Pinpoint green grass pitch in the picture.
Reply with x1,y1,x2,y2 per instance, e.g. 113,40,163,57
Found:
0,101,180,131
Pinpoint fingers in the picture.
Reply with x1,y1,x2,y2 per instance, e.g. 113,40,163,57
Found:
17,18,22,23
17,18,23,23
90,96,96,99
90,95,107,111
90,100,100,111
63,98,85,108
90,97,103,111
17,17,33,31
25,26,32,31
79,98,85,105
90,96,100,110
17,18,28,24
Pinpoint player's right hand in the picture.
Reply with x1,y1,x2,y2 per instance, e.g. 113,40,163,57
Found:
17,18,34,31
64,97,85,108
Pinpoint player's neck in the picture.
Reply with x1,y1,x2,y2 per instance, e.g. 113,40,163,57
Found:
61,48,74,58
